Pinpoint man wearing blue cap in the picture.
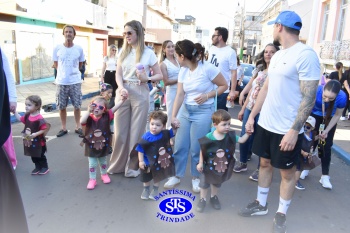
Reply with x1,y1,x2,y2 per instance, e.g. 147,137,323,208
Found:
239,11,320,233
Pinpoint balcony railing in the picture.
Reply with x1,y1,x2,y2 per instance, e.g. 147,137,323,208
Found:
320,40,350,61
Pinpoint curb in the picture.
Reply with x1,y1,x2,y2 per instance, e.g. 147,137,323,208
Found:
11,90,100,124
332,144,350,165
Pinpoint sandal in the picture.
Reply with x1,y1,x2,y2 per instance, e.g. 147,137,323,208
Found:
56,129,68,137
75,128,83,136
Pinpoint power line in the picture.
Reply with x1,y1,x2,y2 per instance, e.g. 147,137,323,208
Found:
252,0,275,14
244,0,279,30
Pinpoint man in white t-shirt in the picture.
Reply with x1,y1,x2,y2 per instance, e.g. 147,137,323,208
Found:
238,11,320,233
208,27,237,111
53,25,85,137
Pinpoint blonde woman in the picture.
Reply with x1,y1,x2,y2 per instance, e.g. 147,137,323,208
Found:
101,44,118,107
159,40,180,130
107,20,163,177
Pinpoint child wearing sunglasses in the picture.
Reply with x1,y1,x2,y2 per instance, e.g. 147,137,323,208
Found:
295,116,318,190
80,95,126,190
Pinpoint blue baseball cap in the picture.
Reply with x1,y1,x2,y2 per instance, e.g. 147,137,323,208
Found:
267,10,302,30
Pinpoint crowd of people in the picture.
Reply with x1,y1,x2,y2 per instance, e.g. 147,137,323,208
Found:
2,10,350,233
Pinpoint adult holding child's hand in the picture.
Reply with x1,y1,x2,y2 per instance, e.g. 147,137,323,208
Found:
164,39,227,193
107,20,163,177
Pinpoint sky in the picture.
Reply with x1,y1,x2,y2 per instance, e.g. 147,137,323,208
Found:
174,0,304,31
174,0,269,30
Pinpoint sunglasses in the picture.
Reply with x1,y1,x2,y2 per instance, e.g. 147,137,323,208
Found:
304,125,312,130
123,31,133,36
112,49,117,51
212,34,220,39
90,103,105,111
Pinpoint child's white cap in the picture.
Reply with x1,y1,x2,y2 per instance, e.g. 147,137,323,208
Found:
306,116,316,128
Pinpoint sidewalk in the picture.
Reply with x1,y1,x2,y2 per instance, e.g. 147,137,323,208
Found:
13,78,350,165
14,76,100,120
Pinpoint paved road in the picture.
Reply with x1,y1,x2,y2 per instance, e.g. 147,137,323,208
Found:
11,101,350,233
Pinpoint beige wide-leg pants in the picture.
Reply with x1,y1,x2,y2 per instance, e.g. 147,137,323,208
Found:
108,83,149,176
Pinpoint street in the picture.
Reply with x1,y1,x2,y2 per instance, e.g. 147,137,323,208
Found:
11,101,350,233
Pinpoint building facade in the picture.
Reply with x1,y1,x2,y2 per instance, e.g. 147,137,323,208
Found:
260,0,313,52
0,0,109,84
233,5,263,62
312,0,350,71
0,0,178,85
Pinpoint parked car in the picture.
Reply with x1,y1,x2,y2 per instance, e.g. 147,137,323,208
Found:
234,63,255,104
240,63,255,90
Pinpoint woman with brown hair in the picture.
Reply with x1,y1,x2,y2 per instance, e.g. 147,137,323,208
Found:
163,39,227,192
329,62,343,81
234,44,279,181
302,80,347,189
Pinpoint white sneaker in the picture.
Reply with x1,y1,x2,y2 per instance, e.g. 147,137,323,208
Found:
300,170,309,180
319,175,332,190
164,176,180,188
124,169,140,178
340,116,347,121
192,178,200,193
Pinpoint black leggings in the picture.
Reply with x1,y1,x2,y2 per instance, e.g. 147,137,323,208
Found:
311,113,337,175
341,89,349,117
104,70,118,98
31,146,48,169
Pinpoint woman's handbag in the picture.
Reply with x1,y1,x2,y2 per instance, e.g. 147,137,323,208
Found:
304,150,321,170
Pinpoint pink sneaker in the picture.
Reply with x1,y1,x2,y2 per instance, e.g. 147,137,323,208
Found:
87,179,97,190
101,174,111,184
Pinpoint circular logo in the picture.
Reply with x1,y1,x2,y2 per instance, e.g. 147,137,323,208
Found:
159,197,192,215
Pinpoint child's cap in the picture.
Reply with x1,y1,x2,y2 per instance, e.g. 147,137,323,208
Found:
100,83,113,92
306,116,316,128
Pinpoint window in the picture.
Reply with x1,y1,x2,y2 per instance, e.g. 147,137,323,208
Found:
245,16,253,21
320,2,330,41
336,0,348,40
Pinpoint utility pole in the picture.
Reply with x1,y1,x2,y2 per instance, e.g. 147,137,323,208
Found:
239,0,245,60
142,0,147,27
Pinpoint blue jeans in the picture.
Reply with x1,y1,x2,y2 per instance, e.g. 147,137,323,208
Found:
217,92,228,111
239,108,260,163
174,104,214,177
